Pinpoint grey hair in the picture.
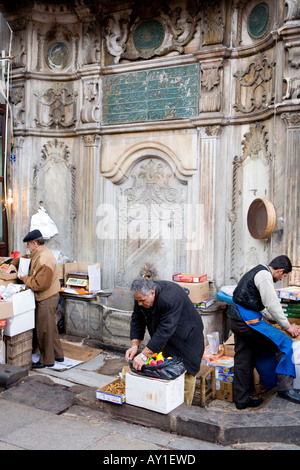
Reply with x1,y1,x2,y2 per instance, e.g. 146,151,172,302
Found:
131,278,156,296
35,237,45,245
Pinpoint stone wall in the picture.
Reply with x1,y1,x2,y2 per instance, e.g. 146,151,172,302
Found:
0,0,299,305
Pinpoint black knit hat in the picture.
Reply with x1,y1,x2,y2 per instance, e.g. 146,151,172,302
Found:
23,229,43,242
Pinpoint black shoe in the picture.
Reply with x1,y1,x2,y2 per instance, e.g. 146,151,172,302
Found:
55,357,64,362
235,397,263,410
278,390,300,404
32,361,54,369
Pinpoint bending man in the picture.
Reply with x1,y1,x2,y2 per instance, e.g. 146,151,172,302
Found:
125,278,205,404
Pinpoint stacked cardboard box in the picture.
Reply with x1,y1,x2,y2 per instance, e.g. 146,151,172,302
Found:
280,299,300,319
172,272,213,306
202,341,235,402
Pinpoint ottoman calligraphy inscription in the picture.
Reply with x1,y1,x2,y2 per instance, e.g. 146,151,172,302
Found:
102,64,199,124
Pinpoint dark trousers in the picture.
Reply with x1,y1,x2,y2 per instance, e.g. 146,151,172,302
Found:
34,293,64,365
229,317,294,406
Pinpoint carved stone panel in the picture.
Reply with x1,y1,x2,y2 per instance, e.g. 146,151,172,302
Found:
116,157,186,288
230,122,272,281
234,53,275,114
32,139,76,260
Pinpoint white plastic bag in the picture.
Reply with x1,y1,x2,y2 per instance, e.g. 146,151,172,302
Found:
207,332,220,355
30,206,58,239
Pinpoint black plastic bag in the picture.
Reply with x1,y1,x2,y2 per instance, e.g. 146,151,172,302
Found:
129,356,186,380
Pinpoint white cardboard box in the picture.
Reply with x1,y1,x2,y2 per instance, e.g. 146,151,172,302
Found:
125,371,185,414
3,289,35,337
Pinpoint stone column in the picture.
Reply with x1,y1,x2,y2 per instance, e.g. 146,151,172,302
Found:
197,125,221,287
281,112,300,265
77,134,101,262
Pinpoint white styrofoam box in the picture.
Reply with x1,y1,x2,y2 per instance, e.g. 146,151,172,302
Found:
3,289,35,336
125,371,185,414
4,310,35,336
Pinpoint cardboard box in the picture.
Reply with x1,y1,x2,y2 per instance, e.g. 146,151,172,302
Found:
64,262,101,292
210,356,234,374
96,378,126,405
194,298,214,309
125,371,185,414
276,287,300,301
172,273,207,283
3,289,35,336
224,334,235,357
174,280,209,303
216,372,234,382
216,381,234,402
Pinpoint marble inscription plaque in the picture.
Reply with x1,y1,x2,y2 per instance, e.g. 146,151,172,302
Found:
102,64,199,124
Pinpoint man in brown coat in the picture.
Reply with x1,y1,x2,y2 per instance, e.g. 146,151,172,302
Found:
8,229,64,368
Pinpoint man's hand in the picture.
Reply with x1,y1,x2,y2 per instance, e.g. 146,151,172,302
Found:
125,344,138,361
286,324,300,338
132,353,146,371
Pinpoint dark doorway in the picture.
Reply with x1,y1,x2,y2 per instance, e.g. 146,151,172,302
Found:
0,104,8,257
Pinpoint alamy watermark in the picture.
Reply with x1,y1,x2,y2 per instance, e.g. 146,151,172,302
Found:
96,198,205,251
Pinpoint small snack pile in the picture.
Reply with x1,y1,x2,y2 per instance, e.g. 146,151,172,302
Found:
145,352,171,365
104,379,125,395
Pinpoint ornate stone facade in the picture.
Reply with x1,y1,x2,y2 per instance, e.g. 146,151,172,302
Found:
0,0,299,308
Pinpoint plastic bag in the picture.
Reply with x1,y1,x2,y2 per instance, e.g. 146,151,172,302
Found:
30,206,58,240
207,332,220,354
129,356,186,380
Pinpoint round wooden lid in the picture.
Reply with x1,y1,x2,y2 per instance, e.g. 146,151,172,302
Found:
247,198,276,239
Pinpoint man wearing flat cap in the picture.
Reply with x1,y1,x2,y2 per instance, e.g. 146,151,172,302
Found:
8,229,64,368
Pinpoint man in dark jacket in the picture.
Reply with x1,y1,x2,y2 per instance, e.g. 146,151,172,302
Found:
125,278,204,404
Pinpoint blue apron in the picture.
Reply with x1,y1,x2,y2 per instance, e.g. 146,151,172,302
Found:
235,303,295,388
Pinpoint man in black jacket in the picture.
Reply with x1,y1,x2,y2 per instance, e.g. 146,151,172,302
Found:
125,278,204,404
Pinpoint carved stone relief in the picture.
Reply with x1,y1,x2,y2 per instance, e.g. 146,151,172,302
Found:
34,84,78,129
285,41,300,69
36,24,78,73
230,122,272,280
11,83,25,128
11,29,26,69
201,0,225,45
80,78,100,125
284,0,300,22
104,1,200,64
200,62,222,112
116,157,186,288
82,23,101,65
32,139,76,260
233,52,275,113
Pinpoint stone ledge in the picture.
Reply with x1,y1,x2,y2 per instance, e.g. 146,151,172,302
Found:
74,387,300,446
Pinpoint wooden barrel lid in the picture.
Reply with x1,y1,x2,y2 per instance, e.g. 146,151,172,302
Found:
247,198,276,239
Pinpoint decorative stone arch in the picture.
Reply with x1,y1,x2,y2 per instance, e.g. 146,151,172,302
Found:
98,140,198,309
101,140,194,185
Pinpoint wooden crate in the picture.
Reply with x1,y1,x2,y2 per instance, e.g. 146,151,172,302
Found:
5,330,33,369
